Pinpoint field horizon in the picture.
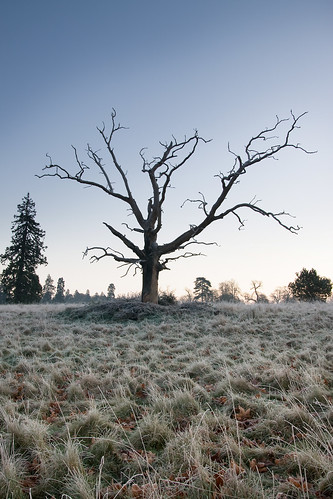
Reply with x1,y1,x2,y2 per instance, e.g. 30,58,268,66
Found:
0,300,332,498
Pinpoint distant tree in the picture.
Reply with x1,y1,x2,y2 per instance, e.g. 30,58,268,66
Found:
65,289,73,302
288,268,332,302
0,194,47,303
194,277,213,302
42,274,55,302
84,289,91,303
92,291,104,303
182,288,194,302
270,286,293,303
244,280,269,303
218,279,241,302
38,110,314,304
53,277,65,303
107,283,116,299
73,289,83,303
72,289,91,303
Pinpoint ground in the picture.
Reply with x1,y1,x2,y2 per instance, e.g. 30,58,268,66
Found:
0,301,332,498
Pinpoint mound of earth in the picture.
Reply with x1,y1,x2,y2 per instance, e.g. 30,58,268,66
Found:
61,300,214,322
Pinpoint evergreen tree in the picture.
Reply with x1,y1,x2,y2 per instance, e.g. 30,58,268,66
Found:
42,274,55,302
53,277,65,303
107,283,116,299
73,290,81,303
0,194,47,303
288,268,332,302
65,289,73,303
193,277,213,302
84,289,91,303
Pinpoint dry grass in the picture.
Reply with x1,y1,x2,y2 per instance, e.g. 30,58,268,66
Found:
0,301,332,498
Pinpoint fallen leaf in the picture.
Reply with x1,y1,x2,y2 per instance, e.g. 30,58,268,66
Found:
249,458,257,471
230,459,245,475
131,483,143,497
235,406,252,421
249,458,268,473
210,450,225,463
287,476,309,492
214,396,228,405
214,471,225,488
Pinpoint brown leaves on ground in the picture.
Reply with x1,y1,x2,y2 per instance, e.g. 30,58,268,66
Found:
119,448,156,465
21,457,41,493
135,382,148,399
130,483,158,498
234,405,260,429
99,481,158,498
235,405,251,421
214,395,228,405
42,400,62,423
249,458,269,473
287,475,309,492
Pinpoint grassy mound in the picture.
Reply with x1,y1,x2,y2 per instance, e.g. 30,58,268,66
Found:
61,299,215,322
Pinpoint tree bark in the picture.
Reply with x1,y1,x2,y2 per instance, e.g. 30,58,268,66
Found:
141,254,160,303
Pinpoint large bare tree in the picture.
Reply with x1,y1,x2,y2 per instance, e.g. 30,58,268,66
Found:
38,110,313,303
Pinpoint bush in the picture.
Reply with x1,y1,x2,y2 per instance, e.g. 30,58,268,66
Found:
158,290,177,306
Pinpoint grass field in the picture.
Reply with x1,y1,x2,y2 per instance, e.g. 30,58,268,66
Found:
0,301,332,498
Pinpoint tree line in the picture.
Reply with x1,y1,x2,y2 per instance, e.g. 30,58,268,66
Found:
40,275,116,304
190,274,332,304
0,194,332,304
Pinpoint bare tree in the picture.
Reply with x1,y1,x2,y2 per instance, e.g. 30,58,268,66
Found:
218,279,241,302
37,110,314,303
244,280,269,303
270,286,293,303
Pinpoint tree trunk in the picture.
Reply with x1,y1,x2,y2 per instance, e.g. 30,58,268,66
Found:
141,254,160,304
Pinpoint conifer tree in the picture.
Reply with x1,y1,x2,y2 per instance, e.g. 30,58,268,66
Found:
194,277,213,302
0,194,47,303
107,283,116,299
288,268,332,302
53,277,65,303
42,274,55,302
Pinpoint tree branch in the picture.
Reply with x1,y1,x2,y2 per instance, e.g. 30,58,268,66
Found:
140,132,210,235
103,222,145,259
84,246,143,277
214,202,301,233
161,251,207,270
181,192,209,216
37,110,146,229
158,112,313,256
38,153,130,202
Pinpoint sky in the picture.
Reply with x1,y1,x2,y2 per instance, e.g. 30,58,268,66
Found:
1,0,332,299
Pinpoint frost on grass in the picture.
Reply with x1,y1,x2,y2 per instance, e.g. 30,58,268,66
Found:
0,301,332,497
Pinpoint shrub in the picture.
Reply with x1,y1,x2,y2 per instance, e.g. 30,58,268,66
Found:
158,290,177,305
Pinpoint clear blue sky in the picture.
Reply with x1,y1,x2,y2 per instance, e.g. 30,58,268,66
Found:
1,0,332,298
